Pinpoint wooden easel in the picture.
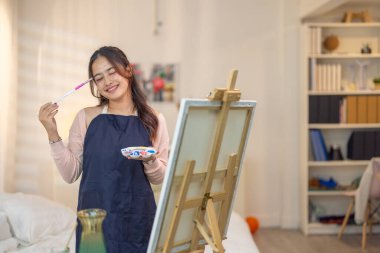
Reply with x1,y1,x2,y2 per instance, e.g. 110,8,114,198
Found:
162,70,251,253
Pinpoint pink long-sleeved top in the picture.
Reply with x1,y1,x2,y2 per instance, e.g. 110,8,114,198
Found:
50,108,169,185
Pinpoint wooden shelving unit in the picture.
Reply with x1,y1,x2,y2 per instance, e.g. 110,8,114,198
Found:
300,19,380,235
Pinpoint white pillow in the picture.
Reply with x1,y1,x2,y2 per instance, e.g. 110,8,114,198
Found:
0,211,12,240
0,193,76,245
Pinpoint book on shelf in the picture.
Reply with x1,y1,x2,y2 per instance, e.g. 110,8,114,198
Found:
357,95,367,123
329,96,340,123
337,65,341,92
318,96,330,123
310,130,321,161
310,131,316,160
309,27,321,55
322,64,327,91
364,132,376,160
310,129,328,161
346,96,357,123
317,130,328,161
309,96,318,123
309,58,316,90
347,130,380,160
340,97,347,124
368,96,377,123
377,96,380,123
376,132,380,155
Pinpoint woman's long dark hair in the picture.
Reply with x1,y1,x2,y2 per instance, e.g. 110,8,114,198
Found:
88,46,158,141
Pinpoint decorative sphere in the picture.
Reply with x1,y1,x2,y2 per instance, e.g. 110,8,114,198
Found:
323,35,339,52
246,216,260,234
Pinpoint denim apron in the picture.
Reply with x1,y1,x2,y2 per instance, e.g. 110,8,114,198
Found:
76,107,156,253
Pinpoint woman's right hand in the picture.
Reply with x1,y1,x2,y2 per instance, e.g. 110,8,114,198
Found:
39,102,60,139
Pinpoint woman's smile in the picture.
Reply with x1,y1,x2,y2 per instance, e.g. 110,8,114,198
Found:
105,84,119,93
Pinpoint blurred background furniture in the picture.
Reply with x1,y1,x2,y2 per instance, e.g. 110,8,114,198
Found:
338,158,380,248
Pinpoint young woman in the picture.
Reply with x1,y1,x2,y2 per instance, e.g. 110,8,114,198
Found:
39,46,169,253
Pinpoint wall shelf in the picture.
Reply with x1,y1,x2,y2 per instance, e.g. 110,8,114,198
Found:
309,54,380,59
308,223,380,235
308,22,380,28
309,90,380,95
308,161,370,167
309,123,380,129
308,191,353,196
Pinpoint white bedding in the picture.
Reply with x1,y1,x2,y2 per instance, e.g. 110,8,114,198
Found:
7,230,73,253
0,238,18,253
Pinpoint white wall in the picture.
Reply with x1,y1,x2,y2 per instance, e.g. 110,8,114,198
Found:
5,0,300,228
176,0,300,227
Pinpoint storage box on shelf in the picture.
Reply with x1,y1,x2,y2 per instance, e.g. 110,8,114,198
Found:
301,21,380,235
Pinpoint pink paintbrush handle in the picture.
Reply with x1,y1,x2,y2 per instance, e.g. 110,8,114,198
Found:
74,78,92,90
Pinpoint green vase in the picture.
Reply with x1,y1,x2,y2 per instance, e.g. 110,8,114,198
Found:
77,209,107,253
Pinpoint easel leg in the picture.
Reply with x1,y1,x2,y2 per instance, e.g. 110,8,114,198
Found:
206,199,224,253
163,161,196,252
218,154,237,232
194,219,219,252
192,199,225,253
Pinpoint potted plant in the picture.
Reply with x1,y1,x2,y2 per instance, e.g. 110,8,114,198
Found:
374,77,380,90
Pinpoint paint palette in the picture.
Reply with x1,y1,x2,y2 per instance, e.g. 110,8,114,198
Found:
121,146,157,159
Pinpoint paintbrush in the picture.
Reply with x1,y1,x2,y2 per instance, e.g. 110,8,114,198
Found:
64,222,77,252
53,78,92,104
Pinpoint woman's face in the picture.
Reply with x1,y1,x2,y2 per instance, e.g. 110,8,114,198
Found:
92,56,130,102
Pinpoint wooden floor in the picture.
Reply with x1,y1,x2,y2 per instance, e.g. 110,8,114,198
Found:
253,228,380,253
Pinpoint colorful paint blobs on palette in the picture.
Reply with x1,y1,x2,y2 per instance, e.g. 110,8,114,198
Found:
121,147,157,159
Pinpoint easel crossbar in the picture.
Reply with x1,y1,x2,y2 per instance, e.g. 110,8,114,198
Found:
172,169,234,185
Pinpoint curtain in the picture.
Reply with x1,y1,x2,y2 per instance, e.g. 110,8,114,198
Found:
0,0,17,193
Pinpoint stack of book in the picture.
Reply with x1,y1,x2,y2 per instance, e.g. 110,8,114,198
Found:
309,95,380,124
309,96,342,123
345,95,380,123
310,64,342,91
